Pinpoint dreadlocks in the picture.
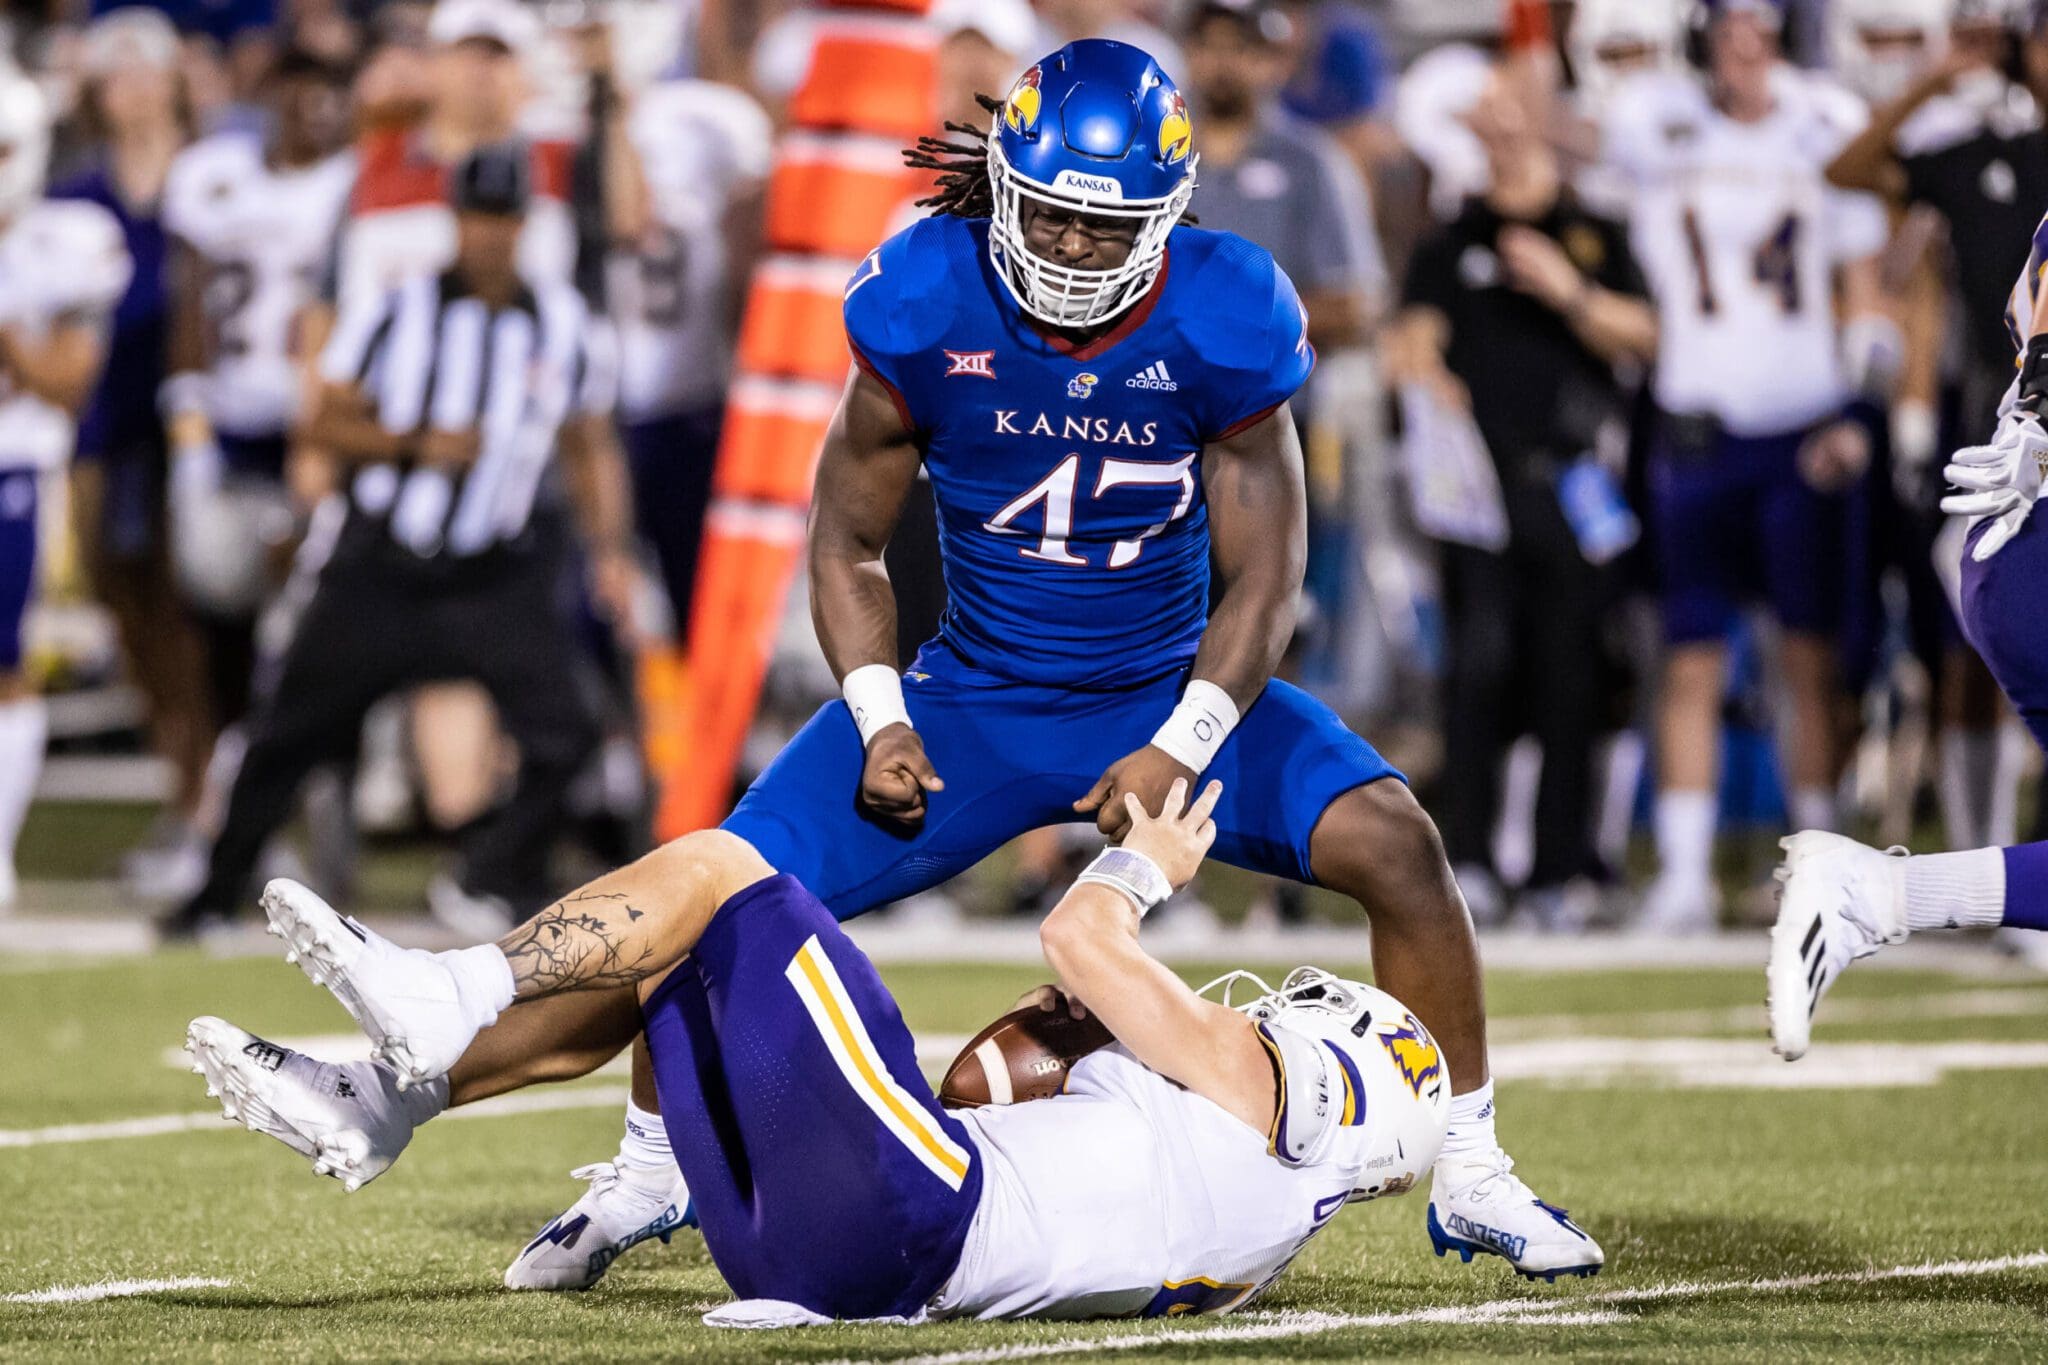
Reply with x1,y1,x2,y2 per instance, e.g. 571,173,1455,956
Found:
904,93,1004,219
902,93,1198,224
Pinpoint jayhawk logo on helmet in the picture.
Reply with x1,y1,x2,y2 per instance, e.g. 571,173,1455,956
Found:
1378,1014,1444,1098
1004,65,1044,134
1158,89,1192,165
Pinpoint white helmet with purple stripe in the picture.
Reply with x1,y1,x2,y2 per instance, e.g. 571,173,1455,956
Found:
1206,967,1451,1203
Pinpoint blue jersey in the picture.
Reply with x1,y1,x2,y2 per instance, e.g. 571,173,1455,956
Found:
844,215,1312,689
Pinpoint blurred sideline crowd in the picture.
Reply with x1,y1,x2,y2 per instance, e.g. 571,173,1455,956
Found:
0,0,2042,947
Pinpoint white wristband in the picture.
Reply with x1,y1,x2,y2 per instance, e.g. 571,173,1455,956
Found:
842,663,911,747
1148,680,1239,774
1075,846,1173,918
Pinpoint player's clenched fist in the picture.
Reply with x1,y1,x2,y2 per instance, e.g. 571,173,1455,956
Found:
860,723,945,823
1074,745,1200,839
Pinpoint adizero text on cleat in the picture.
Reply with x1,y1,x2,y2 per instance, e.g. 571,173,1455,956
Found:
1428,1153,1604,1281
505,1163,694,1291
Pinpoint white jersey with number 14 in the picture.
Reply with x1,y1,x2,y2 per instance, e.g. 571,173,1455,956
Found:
1603,67,1888,435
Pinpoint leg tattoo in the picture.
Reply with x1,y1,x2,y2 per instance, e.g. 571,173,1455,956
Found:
498,892,660,999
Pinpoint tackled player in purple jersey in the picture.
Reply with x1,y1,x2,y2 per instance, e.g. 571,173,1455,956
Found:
309,40,1611,1284
1772,206,2048,1054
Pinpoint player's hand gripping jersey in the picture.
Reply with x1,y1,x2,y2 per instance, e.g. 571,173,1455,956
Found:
163,132,355,440
844,214,1312,689
1603,66,1887,434
933,970,1449,1320
0,199,131,470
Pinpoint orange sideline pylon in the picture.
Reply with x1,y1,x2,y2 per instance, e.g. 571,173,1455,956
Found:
648,3,937,841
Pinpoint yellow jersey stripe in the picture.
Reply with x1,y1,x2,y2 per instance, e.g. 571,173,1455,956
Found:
786,938,970,1187
794,945,969,1182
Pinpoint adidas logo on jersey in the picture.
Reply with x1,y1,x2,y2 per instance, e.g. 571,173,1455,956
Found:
1126,361,1178,391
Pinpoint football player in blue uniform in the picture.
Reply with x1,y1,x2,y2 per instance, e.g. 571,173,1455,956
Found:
496,39,1595,1283
1772,209,2048,1054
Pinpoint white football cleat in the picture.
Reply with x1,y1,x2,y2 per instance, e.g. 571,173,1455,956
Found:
260,878,479,1088
1769,832,1907,1061
184,1016,421,1191
1427,1152,1604,1281
504,1162,693,1291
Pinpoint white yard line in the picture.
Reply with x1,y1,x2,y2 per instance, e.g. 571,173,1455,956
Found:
1495,987,2048,1040
1489,1036,2048,1089
155,1034,636,1075
6,911,2037,974
836,1252,2048,1365
825,1308,1626,1365
0,1112,220,1147
0,1084,630,1149
2,1277,230,1305
1578,1250,2048,1304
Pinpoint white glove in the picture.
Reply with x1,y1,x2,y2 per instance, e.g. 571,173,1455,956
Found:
1941,408,2048,562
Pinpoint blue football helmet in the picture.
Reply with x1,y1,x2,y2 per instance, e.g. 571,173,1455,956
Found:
986,39,1198,328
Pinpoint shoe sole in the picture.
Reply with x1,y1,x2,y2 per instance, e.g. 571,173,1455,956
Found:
260,878,431,1089
184,1016,375,1192
1767,836,1832,1062
1426,1205,1603,1282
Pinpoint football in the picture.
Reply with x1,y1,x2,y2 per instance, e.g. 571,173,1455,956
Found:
938,1000,1115,1108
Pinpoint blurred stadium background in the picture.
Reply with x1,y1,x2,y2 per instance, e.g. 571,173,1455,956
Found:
7,0,2048,1356
9,0,2048,957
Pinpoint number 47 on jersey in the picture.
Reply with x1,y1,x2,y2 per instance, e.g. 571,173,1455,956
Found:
985,453,1197,569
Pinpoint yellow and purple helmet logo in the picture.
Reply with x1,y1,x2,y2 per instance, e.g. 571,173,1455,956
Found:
1158,89,1193,165
1379,1013,1444,1098
1004,65,1044,134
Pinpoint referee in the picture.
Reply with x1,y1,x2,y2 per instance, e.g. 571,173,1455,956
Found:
166,145,635,933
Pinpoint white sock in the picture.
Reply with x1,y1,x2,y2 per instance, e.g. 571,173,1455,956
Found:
1989,723,2028,848
0,696,47,903
1788,786,1836,835
1596,732,1647,872
618,1098,678,1177
1938,731,1993,849
1902,847,2005,931
1654,790,1716,883
442,944,516,1029
1439,1079,1499,1164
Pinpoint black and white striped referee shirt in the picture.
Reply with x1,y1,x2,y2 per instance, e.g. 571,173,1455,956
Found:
318,270,617,560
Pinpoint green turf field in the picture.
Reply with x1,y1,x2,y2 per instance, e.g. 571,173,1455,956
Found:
4,949,2048,1362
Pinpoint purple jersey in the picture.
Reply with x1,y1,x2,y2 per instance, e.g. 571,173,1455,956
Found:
843,214,1312,689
